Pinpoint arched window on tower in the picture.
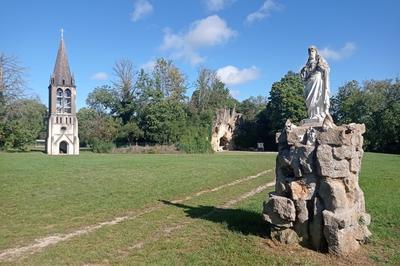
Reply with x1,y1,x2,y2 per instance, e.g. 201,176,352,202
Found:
64,89,71,113
56,88,63,113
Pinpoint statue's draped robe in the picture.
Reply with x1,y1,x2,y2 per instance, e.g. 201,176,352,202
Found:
301,56,330,120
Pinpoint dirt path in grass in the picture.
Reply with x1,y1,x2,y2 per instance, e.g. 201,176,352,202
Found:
0,169,274,262
120,181,275,254
122,181,375,266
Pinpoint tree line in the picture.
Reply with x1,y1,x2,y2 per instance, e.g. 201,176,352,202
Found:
0,53,399,154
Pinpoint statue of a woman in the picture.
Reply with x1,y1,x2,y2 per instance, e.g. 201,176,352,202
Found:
300,46,330,122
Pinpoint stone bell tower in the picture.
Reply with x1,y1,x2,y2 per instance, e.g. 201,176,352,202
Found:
46,30,79,155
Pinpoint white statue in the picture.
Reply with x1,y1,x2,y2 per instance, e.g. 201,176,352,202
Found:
300,45,330,122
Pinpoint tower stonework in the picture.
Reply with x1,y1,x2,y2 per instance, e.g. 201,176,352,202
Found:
46,35,79,155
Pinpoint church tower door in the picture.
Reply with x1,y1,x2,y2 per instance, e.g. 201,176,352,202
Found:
59,141,68,154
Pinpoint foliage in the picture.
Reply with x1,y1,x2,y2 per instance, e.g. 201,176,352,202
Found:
233,96,267,150
189,68,238,113
117,121,143,145
331,79,400,153
265,71,307,130
141,99,187,144
91,139,115,153
177,124,212,153
0,53,46,151
86,85,116,114
152,58,187,102
0,98,46,150
234,72,306,151
77,108,120,147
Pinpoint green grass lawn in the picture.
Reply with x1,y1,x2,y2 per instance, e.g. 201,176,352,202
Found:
0,152,399,265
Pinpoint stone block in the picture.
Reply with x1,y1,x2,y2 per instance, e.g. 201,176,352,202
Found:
317,144,350,178
333,146,354,160
309,196,326,251
263,194,296,227
287,127,307,145
319,179,350,211
270,228,299,244
317,127,345,146
298,145,316,174
349,150,363,173
324,226,360,256
289,177,316,201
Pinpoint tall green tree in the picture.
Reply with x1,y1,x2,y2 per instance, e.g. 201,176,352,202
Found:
86,85,116,114
138,58,188,144
1,98,46,150
0,54,47,151
77,108,120,147
141,100,187,144
266,71,307,130
331,80,364,123
152,58,187,102
190,68,238,116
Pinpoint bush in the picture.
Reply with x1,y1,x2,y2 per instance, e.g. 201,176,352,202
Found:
111,144,179,154
177,126,212,154
91,139,115,153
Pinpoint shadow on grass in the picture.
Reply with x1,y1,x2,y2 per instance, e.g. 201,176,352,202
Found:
159,200,270,237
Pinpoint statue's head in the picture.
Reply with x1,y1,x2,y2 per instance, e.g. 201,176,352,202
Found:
308,45,318,60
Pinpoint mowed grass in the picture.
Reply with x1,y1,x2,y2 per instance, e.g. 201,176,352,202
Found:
0,151,399,265
359,153,400,264
0,151,275,250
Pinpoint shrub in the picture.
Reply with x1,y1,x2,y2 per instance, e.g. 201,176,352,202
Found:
177,126,212,154
91,139,115,153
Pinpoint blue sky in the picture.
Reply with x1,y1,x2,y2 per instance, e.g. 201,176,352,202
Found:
1,0,399,109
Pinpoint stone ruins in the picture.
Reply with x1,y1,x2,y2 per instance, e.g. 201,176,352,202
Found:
210,108,241,152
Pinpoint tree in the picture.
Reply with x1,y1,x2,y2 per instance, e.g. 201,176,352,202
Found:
0,53,40,151
331,80,364,123
112,59,138,124
190,68,215,112
118,121,144,145
0,98,46,150
266,71,307,130
331,79,400,153
141,100,187,144
233,96,267,149
152,58,187,102
237,96,267,120
77,108,120,147
0,53,26,103
86,85,116,114
86,59,139,124
190,68,238,115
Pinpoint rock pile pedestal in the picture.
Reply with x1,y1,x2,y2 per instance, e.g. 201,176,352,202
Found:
263,121,371,256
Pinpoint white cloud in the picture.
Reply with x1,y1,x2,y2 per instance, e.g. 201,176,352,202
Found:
131,0,153,22
91,72,108,81
246,0,280,25
229,89,240,98
205,0,235,12
140,59,156,71
319,42,356,60
161,15,237,65
216,65,260,86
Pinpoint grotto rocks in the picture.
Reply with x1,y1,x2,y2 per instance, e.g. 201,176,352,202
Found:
210,108,241,152
262,120,371,256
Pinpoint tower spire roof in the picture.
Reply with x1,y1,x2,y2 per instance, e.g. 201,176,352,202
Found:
52,31,73,86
